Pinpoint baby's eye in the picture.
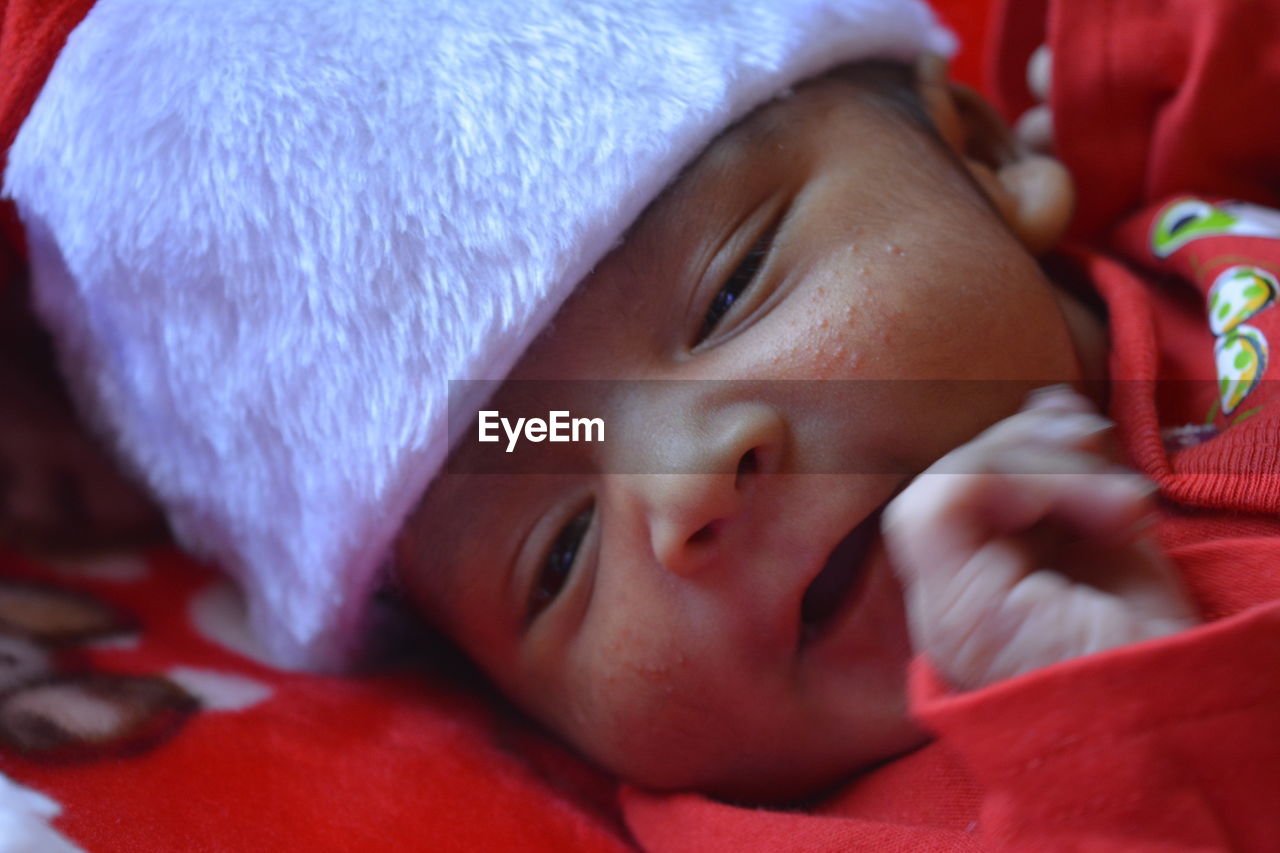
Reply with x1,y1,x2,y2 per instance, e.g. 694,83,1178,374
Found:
528,502,594,620
696,226,776,344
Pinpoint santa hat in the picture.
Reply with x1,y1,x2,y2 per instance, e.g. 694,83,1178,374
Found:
2,0,952,669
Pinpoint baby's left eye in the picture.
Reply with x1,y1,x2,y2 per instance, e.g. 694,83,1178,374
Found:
696,226,775,344
527,502,594,621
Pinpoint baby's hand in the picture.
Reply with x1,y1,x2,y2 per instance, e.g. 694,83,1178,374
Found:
883,386,1198,691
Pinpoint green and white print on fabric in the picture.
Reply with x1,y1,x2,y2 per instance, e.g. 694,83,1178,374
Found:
1203,265,1276,416
1151,198,1280,258
1205,265,1275,415
1148,198,1280,419
1207,266,1277,336
1214,325,1269,416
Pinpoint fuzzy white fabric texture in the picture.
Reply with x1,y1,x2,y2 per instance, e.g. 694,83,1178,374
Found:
4,0,952,669
0,773,82,853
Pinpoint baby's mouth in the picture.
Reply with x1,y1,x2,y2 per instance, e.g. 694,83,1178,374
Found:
799,507,883,646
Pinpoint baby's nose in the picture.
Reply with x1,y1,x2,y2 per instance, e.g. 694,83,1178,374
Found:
613,396,785,577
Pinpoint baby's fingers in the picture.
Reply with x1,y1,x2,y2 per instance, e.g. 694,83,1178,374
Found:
933,545,1171,689
885,450,1155,586
882,387,1196,690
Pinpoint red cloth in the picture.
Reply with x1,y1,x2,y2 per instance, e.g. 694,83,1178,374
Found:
626,1,1280,850
987,0,1280,241
0,0,96,292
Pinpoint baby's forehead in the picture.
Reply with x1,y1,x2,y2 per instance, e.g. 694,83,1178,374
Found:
641,85,809,214
544,92,810,303
620,68,921,251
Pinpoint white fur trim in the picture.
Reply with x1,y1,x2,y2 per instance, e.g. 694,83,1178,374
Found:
4,0,952,668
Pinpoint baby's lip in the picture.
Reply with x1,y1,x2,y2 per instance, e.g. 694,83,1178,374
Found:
798,504,884,647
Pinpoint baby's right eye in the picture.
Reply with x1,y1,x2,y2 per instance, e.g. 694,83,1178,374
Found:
695,224,776,345
527,502,594,620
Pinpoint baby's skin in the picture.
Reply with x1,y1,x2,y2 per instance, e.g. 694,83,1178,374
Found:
396,59,1197,800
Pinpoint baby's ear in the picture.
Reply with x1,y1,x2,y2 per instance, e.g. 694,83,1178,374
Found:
915,55,1073,255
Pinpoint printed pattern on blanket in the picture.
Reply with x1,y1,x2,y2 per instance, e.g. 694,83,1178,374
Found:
0,546,631,853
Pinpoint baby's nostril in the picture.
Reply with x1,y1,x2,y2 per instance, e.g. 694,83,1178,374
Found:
688,523,716,545
736,448,759,480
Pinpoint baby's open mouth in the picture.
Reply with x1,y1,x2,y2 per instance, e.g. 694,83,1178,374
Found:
799,508,883,646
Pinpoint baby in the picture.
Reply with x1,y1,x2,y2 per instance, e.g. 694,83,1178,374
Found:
4,0,1277,828
391,54,1197,800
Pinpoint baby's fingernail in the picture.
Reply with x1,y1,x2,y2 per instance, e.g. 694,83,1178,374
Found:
1024,384,1090,413
1036,411,1113,444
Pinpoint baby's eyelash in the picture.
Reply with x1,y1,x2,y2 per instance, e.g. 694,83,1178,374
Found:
697,225,777,344
527,501,594,622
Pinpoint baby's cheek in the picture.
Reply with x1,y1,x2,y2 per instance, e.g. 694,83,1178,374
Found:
575,626,694,729
775,247,945,382
763,289,871,381
568,632,737,787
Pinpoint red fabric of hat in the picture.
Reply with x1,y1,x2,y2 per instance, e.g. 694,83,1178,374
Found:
0,0,96,291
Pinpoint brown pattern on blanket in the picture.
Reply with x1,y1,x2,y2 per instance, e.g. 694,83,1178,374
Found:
0,579,197,762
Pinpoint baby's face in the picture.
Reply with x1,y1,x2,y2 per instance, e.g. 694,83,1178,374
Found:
398,75,1089,798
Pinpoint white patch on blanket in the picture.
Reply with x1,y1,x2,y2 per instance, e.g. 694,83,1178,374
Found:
4,0,952,670
167,667,272,711
0,773,84,853
50,554,148,583
189,580,276,666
